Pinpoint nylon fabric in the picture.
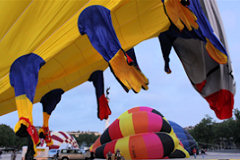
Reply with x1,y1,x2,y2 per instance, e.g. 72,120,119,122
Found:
169,120,198,155
40,89,64,115
129,134,148,159
168,145,190,158
119,113,135,137
10,53,45,103
43,112,50,128
88,71,104,99
115,136,130,159
78,6,121,62
0,0,32,40
158,0,234,119
15,95,33,124
0,0,171,115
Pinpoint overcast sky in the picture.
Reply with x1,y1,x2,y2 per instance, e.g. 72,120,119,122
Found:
0,0,239,134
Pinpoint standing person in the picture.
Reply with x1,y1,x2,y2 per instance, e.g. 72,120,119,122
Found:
115,149,121,160
106,151,112,160
201,148,205,159
90,152,95,160
11,150,16,160
0,149,2,159
192,148,197,159
54,150,59,160
0,150,2,159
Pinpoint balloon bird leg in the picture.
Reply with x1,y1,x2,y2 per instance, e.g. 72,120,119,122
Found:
39,89,64,146
10,53,45,156
78,5,149,93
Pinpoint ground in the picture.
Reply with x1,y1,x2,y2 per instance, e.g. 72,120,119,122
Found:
1,151,240,160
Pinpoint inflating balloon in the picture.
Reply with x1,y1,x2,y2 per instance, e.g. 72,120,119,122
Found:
169,121,198,155
91,106,190,159
95,132,179,159
49,131,79,149
90,107,172,152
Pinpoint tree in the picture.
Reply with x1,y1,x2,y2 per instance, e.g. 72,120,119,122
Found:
0,124,16,147
190,115,214,147
74,133,99,147
189,109,240,149
15,136,28,149
233,109,240,147
0,124,28,149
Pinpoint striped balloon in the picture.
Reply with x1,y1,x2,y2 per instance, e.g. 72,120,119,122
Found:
169,121,198,155
49,131,79,149
95,132,179,159
91,106,172,152
91,106,190,159
168,145,190,158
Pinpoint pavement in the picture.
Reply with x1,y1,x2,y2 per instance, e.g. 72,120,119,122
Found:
0,151,240,160
189,151,240,159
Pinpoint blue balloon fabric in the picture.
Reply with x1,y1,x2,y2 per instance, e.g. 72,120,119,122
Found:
169,121,198,155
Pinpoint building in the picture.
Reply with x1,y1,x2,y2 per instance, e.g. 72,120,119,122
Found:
67,131,101,137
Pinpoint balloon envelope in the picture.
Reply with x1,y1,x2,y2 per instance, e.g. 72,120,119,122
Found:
169,120,198,155
92,106,190,159
50,131,79,149
95,132,179,159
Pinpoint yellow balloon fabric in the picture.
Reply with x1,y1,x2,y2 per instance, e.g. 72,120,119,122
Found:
0,0,173,116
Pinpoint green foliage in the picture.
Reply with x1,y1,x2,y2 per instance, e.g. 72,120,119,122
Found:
188,108,240,148
0,124,16,147
0,124,27,149
189,115,214,145
233,109,240,145
15,136,28,149
74,133,99,147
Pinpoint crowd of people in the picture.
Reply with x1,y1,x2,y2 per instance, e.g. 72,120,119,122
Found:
106,149,124,160
192,147,206,159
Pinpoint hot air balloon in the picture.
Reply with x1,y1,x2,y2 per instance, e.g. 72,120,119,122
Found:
0,0,199,156
91,106,190,159
169,121,198,155
127,0,235,120
158,0,235,120
0,0,233,158
95,132,179,159
49,131,79,150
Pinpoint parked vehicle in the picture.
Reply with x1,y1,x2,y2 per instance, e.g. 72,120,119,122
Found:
48,149,59,159
58,149,85,160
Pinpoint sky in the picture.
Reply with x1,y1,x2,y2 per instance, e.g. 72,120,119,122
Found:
0,0,240,134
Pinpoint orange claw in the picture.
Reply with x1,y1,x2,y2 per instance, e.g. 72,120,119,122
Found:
109,50,149,93
205,39,228,64
164,0,198,31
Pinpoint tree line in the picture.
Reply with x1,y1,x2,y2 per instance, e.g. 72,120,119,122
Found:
0,124,99,149
188,109,240,149
73,133,99,147
1,109,240,150
0,124,28,149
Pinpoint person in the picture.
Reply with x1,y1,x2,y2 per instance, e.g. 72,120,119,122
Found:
115,149,121,160
192,147,197,159
11,150,16,160
90,152,95,160
106,151,112,160
201,148,205,159
0,149,2,159
54,150,59,160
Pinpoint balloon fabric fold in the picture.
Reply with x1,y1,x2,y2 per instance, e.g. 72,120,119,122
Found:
91,106,190,159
